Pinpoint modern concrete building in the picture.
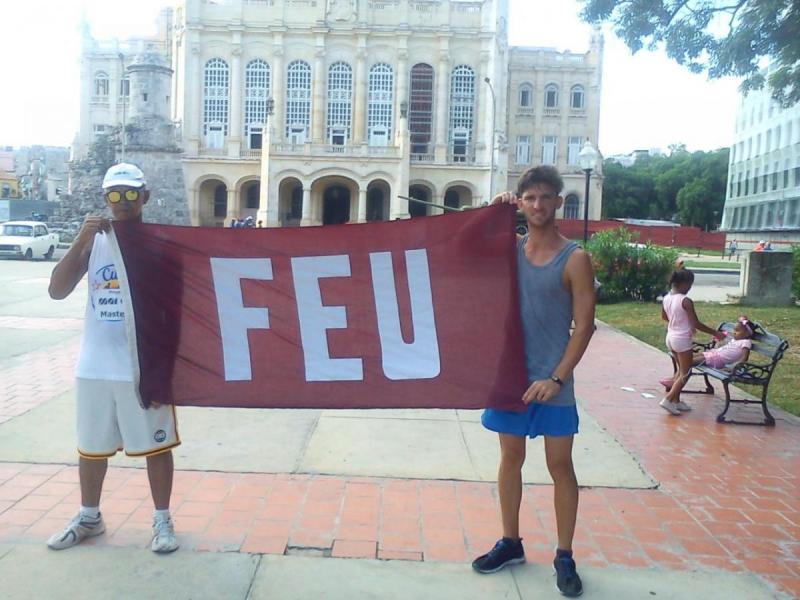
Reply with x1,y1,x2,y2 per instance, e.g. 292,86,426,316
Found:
76,0,604,227
721,76,800,250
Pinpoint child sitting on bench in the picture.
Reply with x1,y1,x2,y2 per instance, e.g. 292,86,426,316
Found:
692,315,754,369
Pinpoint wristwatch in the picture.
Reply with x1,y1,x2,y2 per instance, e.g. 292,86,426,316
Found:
550,375,564,386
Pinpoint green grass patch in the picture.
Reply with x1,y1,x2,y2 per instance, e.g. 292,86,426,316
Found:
596,302,799,416
683,260,740,270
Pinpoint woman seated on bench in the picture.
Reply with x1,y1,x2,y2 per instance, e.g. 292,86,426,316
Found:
693,316,754,369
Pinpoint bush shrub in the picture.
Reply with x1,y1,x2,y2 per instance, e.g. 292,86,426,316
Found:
586,227,678,303
792,244,800,300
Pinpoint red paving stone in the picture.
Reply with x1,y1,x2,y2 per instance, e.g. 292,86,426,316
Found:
0,322,798,597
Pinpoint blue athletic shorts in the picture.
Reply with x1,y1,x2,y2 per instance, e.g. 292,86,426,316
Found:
481,402,579,438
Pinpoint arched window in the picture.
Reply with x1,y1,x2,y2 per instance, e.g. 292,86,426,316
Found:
518,83,533,108
409,63,434,156
570,85,585,109
564,194,580,220
449,65,475,161
285,60,311,142
327,61,353,145
544,83,559,108
244,59,271,144
203,58,229,141
94,71,109,97
367,63,394,146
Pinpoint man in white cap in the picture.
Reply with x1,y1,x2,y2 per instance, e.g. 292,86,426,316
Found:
47,163,180,554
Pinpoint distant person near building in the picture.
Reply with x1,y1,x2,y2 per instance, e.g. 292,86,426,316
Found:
727,239,738,260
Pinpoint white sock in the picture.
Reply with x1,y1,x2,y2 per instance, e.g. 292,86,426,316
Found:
153,509,171,522
80,505,100,519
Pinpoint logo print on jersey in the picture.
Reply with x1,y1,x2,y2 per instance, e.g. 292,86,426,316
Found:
91,263,124,322
154,430,167,443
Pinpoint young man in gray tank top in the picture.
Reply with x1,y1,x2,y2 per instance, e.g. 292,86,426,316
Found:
472,166,596,598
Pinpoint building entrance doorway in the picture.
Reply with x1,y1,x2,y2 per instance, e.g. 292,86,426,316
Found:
323,185,351,225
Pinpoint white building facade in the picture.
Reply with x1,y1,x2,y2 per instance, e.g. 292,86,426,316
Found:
77,0,603,227
721,82,800,250
75,9,174,158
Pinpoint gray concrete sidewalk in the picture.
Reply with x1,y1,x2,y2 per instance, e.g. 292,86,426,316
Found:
0,543,780,600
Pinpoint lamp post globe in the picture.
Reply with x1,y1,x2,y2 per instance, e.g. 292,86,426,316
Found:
577,140,599,243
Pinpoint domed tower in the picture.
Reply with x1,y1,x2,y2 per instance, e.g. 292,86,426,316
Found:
125,45,175,149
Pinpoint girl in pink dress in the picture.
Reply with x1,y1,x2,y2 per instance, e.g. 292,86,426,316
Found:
692,316,754,368
660,268,724,415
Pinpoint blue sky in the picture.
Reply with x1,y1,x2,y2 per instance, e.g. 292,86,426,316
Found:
0,0,740,155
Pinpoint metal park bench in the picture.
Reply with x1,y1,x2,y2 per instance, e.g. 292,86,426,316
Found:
667,321,789,427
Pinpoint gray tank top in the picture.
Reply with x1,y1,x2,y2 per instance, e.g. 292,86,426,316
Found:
517,236,578,407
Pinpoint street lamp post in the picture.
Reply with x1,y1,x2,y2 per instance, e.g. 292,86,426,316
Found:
483,77,496,201
577,140,599,243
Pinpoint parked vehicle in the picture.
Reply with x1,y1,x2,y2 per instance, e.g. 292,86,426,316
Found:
0,221,59,260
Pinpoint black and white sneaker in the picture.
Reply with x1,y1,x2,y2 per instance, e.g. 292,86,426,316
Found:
554,553,583,597
47,512,106,550
472,537,525,574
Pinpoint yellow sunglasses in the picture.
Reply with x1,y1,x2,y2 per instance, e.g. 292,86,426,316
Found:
105,189,142,203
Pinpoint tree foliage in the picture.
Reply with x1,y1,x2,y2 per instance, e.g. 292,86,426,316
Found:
580,0,800,106
601,147,729,230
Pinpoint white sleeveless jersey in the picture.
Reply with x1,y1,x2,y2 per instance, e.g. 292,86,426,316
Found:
75,232,134,381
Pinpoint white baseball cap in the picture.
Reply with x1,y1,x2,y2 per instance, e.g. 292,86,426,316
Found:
102,163,146,190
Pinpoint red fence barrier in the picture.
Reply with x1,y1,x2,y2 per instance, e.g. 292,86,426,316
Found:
555,220,726,252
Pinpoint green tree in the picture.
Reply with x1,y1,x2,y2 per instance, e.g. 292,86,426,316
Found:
601,148,729,227
580,0,800,106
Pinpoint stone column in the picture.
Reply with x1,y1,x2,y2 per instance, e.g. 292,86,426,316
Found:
312,41,326,143
228,42,243,157
185,43,201,154
357,187,368,222
271,46,284,144
301,187,312,226
353,37,368,145
226,187,239,222
257,125,272,225
392,114,411,220
265,177,280,226
434,41,450,162
188,187,199,226
396,47,408,140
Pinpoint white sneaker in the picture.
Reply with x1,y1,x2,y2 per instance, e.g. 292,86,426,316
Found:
151,516,179,554
659,398,682,416
47,512,106,550
675,401,693,412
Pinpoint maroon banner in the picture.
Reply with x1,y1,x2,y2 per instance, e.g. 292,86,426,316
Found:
111,204,527,411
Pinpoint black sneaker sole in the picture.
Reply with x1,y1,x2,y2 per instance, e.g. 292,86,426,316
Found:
472,556,525,574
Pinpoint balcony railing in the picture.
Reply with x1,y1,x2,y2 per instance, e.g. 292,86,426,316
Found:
199,147,226,156
543,108,561,118
516,107,535,117
269,142,402,159
410,153,435,162
240,148,262,159
447,144,476,164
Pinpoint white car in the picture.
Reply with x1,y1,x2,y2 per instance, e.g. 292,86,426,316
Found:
0,221,60,260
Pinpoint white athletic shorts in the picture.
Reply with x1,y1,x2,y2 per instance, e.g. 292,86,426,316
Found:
76,378,180,459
